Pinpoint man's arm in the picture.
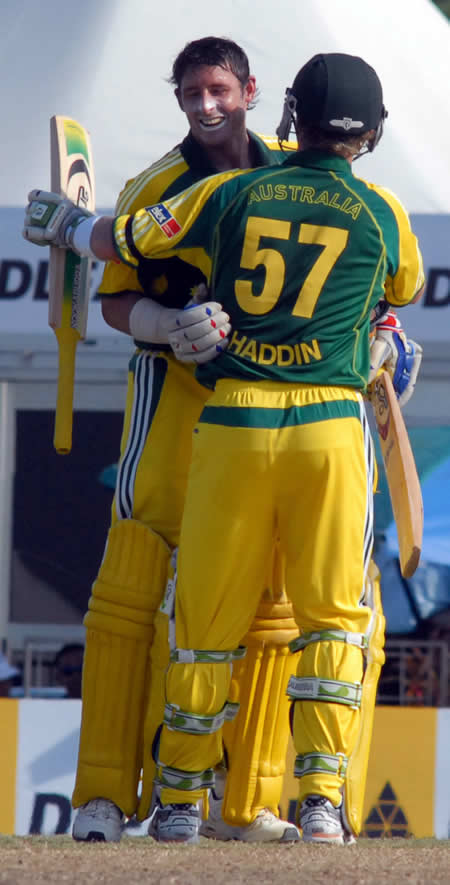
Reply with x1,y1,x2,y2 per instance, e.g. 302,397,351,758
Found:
22,193,188,342
91,216,117,260
23,190,117,258
23,190,231,362
373,185,425,309
101,292,141,334
25,166,237,270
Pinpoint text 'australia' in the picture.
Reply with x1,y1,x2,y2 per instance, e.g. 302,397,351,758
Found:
248,184,361,220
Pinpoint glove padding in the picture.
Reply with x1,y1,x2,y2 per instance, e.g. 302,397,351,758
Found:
369,310,423,408
23,189,93,248
168,301,231,364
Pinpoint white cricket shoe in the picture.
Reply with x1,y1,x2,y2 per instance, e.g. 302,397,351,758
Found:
238,809,300,843
72,798,125,842
200,780,299,843
148,799,200,844
300,795,355,845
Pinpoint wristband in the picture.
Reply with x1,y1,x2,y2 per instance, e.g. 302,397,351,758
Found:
69,215,100,258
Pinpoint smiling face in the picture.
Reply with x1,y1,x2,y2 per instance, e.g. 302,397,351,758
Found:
175,64,256,148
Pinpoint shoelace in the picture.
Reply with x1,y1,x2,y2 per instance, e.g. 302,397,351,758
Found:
304,796,329,809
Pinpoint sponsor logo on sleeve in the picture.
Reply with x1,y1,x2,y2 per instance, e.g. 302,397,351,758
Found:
147,204,182,238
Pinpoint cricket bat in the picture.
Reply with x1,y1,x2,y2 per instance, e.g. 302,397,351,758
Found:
49,115,96,454
370,370,423,578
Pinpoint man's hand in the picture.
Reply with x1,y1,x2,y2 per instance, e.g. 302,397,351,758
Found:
168,302,231,364
23,189,93,248
369,310,423,408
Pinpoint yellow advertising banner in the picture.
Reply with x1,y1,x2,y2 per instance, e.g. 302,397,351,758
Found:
280,706,437,838
0,699,19,834
361,707,436,837
0,701,440,837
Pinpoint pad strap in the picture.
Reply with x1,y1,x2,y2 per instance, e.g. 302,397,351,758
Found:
159,548,178,652
155,763,215,792
164,700,239,734
294,752,348,778
289,629,368,654
287,675,362,708
159,551,178,619
170,646,246,664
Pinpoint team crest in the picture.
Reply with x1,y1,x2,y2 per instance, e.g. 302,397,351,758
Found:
147,203,182,238
329,117,364,131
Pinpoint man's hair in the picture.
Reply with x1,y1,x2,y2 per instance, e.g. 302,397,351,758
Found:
297,123,372,158
169,36,258,107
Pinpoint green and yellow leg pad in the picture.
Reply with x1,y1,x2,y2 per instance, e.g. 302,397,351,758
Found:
138,550,246,818
72,519,170,816
288,635,364,812
288,563,385,837
222,586,299,826
157,651,241,807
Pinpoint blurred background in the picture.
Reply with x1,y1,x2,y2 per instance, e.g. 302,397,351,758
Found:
0,0,449,839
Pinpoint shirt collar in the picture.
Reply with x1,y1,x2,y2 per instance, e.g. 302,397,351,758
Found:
283,148,353,177
247,131,276,167
180,132,219,176
180,130,272,175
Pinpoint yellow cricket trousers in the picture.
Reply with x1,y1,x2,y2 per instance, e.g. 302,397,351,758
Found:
158,379,376,810
113,351,209,543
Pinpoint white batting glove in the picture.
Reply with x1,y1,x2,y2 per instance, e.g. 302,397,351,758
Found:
168,301,231,364
369,309,423,408
129,298,181,344
23,189,94,248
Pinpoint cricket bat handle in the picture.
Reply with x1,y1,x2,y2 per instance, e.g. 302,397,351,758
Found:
53,326,78,454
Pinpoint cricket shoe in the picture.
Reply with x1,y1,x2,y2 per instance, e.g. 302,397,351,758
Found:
72,798,125,842
299,795,355,845
148,799,200,844
200,808,299,843
200,782,299,843
238,809,300,843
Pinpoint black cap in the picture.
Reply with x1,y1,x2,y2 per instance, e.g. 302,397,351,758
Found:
291,53,384,135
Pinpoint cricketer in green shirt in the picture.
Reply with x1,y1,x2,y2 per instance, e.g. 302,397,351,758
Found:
99,130,295,351
113,148,424,390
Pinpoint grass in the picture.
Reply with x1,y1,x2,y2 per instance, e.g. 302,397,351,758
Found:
1,835,450,884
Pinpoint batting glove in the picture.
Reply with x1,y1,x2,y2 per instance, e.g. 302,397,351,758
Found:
168,301,231,364
369,309,423,407
23,189,94,248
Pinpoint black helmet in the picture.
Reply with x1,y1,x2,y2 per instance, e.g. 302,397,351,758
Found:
277,52,388,150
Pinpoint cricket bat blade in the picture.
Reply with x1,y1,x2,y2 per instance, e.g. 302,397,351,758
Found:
370,370,423,578
49,115,95,454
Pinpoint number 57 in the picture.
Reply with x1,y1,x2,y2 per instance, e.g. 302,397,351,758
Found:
235,217,349,317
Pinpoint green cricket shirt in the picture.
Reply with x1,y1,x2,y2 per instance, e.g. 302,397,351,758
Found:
114,149,424,389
